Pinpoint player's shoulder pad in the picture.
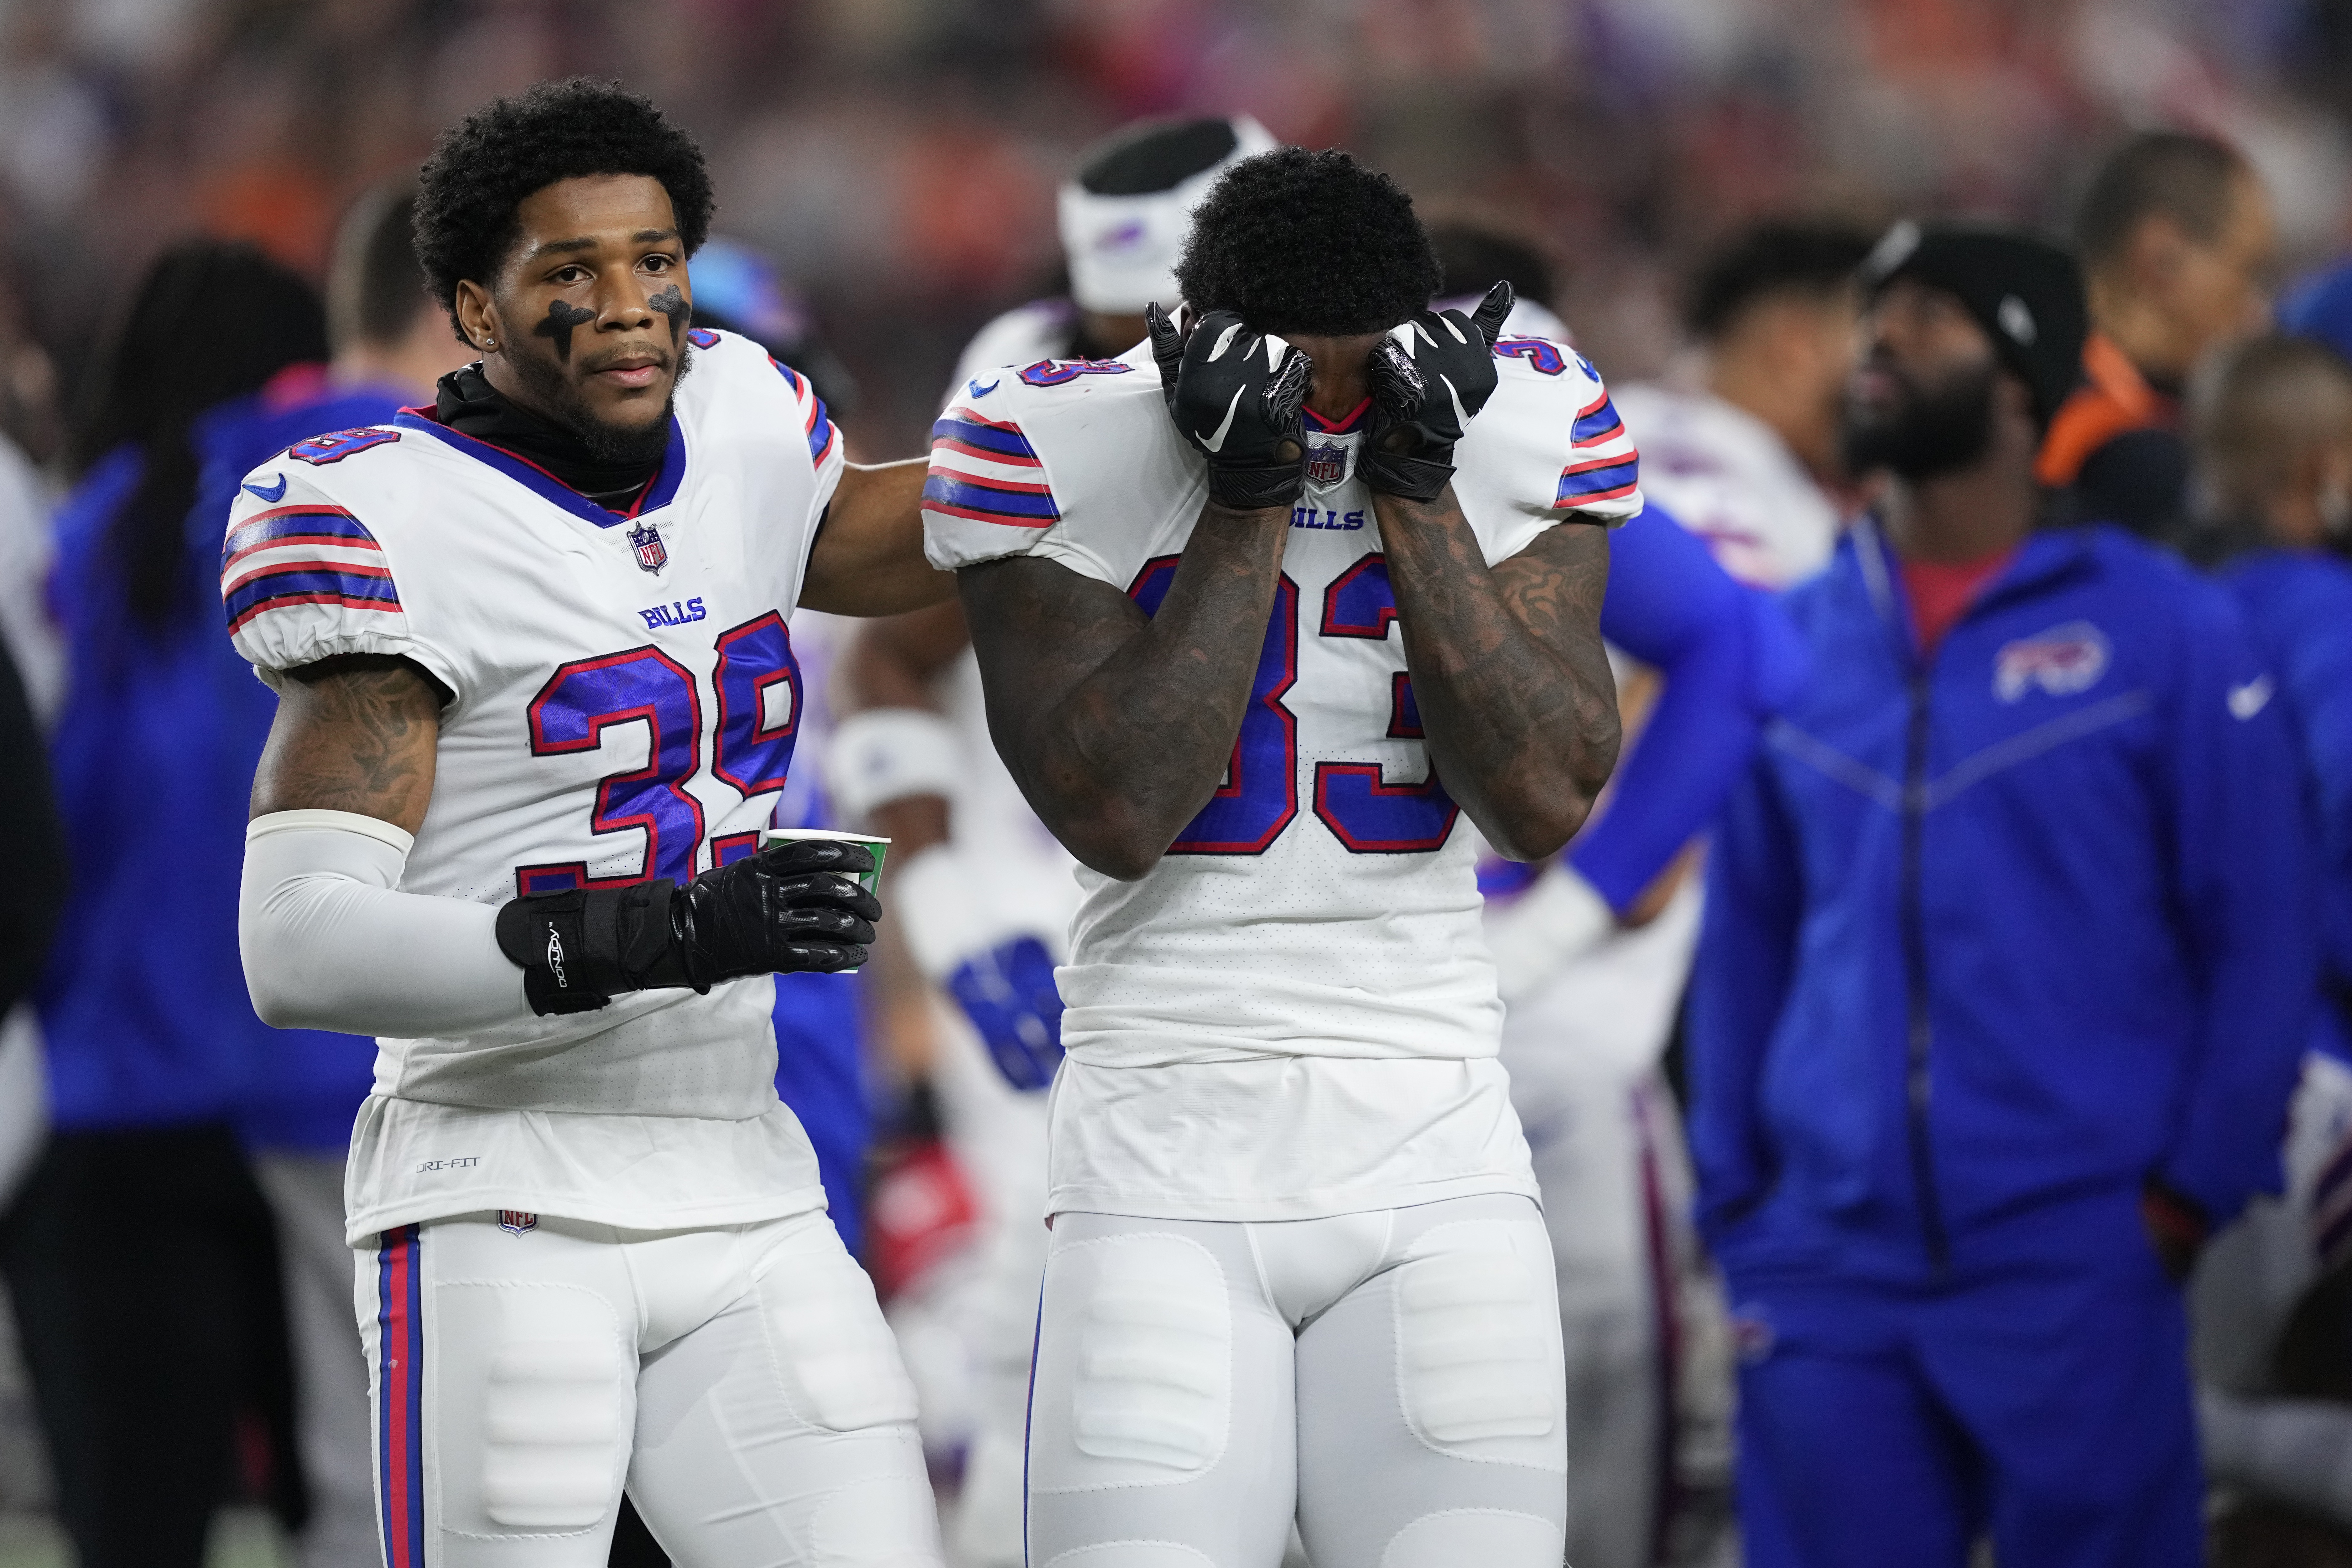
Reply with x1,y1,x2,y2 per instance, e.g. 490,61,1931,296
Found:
679,325,841,470
924,342,1179,569
1482,334,1641,523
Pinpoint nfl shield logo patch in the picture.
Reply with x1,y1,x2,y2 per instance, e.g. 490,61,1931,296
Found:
1304,441,1349,487
627,521,667,574
498,1211,538,1236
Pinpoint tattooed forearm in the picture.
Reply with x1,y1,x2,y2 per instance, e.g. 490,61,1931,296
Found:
1375,489,1618,860
250,655,444,834
960,502,1291,879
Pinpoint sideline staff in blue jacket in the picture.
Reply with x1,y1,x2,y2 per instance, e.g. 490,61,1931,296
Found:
1690,222,2316,1568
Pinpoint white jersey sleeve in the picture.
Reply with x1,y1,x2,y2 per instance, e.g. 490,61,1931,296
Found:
1450,334,1643,560
221,429,466,698
922,345,1197,586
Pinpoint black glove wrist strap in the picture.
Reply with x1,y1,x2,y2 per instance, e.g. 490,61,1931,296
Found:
1207,459,1307,510
496,881,687,1016
1360,446,1455,502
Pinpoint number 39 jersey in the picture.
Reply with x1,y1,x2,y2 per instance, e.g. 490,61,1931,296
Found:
923,335,1641,1219
225,328,845,1238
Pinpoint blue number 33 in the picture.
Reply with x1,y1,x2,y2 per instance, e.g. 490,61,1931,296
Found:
1128,553,1457,857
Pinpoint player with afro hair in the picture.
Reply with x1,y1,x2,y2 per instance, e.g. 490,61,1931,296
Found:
1173,147,1443,336
413,77,715,341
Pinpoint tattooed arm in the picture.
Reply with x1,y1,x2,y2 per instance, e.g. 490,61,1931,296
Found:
958,501,1291,880
238,654,540,1034
250,654,444,830
1376,492,1619,861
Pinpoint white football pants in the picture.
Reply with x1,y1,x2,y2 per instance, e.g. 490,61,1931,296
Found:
1502,882,1736,1568
925,995,1053,1568
353,1207,942,1568
1027,1193,1568,1568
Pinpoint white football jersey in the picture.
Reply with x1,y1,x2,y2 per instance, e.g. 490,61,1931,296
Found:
923,332,1641,1218
225,328,845,1238
945,298,1082,408
1611,382,1841,590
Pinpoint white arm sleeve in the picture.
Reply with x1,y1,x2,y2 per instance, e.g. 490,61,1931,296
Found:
2199,1385,2352,1528
239,809,533,1036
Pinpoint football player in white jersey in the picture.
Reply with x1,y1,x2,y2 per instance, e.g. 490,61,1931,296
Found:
1614,220,1872,592
925,148,1641,1568
227,81,947,1568
834,112,1274,1567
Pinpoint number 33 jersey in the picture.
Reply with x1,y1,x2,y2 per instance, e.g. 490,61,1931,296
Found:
923,335,1641,1220
225,328,845,1238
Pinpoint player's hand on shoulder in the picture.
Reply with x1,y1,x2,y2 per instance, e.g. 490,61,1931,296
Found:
1145,303,1312,511
1363,280,1514,501
496,839,882,1016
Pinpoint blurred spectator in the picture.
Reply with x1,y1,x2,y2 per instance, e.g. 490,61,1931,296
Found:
1428,221,1807,1568
0,635,66,1202
1692,222,2316,1568
1612,221,1874,590
2187,333,2352,1564
189,185,469,1568
2041,131,2277,542
689,235,863,420
1,240,327,1568
2281,258,2352,367
947,114,1275,394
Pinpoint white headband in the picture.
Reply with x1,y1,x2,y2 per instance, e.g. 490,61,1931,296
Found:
1058,117,1280,316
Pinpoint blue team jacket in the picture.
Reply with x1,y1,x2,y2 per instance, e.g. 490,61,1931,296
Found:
38,376,401,1138
1689,519,2316,1277
2222,548,2352,1002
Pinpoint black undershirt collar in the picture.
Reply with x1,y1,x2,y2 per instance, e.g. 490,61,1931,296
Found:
434,364,659,509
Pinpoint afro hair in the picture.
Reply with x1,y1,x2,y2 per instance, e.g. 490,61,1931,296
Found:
413,78,714,340
1173,148,1441,336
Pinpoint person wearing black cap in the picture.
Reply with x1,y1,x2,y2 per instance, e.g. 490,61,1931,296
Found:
1686,219,2318,1568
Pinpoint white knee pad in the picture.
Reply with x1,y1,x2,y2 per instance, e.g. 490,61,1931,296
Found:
1379,1508,1563,1568
1033,1233,1232,1490
760,1236,921,1432
1392,1221,1565,1470
444,1282,629,1534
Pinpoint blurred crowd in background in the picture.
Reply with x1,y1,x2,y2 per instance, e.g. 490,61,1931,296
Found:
7,1,2352,1566
5,0,2352,461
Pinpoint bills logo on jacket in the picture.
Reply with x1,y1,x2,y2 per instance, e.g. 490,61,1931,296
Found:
1993,621,2110,702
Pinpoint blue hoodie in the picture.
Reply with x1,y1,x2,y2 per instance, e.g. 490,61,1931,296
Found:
2221,548,2352,1019
1690,520,2315,1279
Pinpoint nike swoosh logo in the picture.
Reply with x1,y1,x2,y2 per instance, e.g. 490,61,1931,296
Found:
2228,675,2275,719
242,473,288,502
1196,386,1245,454
967,377,1000,398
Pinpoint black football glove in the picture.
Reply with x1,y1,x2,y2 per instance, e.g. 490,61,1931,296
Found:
496,840,881,1016
1146,302,1313,510
1361,281,1515,501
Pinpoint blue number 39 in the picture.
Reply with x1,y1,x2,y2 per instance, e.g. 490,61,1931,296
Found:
1128,554,1457,857
516,612,799,894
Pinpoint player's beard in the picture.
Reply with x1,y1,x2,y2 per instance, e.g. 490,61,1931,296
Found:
1841,356,1997,482
510,341,696,469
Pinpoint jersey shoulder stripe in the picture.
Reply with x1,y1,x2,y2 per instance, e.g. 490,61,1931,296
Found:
220,504,401,633
1555,452,1640,506
923,405,1062,527
769,356,838,467
1571,389,1626,446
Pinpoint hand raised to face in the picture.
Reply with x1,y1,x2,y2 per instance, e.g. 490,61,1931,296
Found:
1146,303,1313,511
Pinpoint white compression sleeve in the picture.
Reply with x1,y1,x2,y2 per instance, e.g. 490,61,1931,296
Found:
2199,1386,2352,1528
239,809,533,1036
